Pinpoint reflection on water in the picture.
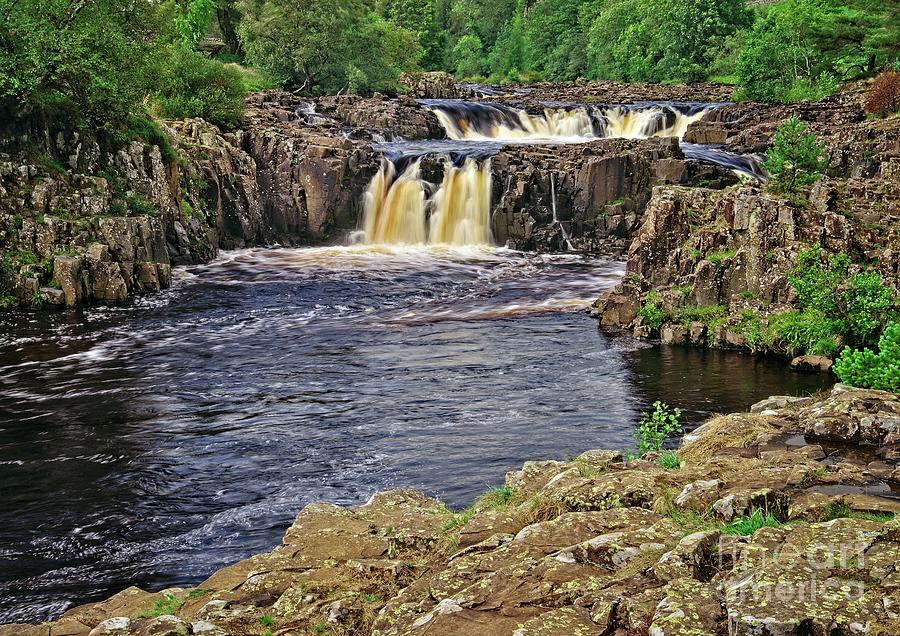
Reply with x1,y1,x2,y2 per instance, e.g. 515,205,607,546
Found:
0,246,828,623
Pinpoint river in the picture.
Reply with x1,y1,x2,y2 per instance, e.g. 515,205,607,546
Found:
0,246,828,622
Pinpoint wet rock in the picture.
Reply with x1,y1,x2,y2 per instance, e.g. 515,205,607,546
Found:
791,355,834,373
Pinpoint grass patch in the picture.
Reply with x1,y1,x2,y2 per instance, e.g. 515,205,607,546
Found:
707,249,736,268
259,614,275,628
723,509,782,536
679,414,778,464
657,451,681,470
823,500,895,523
137,592,183,618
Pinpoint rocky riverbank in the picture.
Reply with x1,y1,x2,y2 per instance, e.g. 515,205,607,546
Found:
5,384,900,636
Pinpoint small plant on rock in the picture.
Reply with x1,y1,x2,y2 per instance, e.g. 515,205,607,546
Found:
657,451,681,470
762,117,829,196
834,322,900,393
635,401,682,456
723,508,781,536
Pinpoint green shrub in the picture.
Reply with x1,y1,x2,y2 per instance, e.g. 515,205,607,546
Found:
834,322,900,393
762,117,829,195
787,247,848,316
121,115,180,165
635,401,682,455
675,304,726,327
638,291,667,330
153,46,246,130
127,195,156,216
847,272,896,347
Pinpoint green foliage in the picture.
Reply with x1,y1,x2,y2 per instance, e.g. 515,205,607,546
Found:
847,272,896,346
771,246,898,356
0,0,164,128
175,0,217,47
823,500,895,522
138,593,183,618
386,0,447,69
657,451,681,470
674,304,726,327
723,508,782,536
238,0,420,94
736,0,898,103
638,291,667,330
788,247,848,315
762,118,829,195
259,614,275,628
153,46,246,130
834,322,900,392
768,310,845,356
706,249,736,268
122,115,180,164
126,195,156,216
0,253,15,307
452,35,486,78
635,401,682,455
584,0,750,83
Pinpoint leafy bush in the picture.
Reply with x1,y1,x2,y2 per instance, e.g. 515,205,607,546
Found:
638,291,667,330
153,47,246,130
635,401,683,455
788,247,848,315
238,0,420,95
847,272,896,346
121,115,179,165
762,117,829,195
865,70,900,116
834,322,900,392
0,0,161,128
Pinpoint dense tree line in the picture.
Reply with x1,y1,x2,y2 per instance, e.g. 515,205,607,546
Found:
1,0,898,139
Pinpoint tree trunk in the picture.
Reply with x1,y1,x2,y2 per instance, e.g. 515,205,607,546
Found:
217,1,242,55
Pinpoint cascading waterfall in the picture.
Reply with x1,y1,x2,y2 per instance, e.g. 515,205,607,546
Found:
430,158,493,245
361,158,492,246
363,160,428,245
423,99,714,142
358,99,763,246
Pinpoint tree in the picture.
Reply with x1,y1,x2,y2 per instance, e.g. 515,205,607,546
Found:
237,0,419,94
0,0,161,128
174,0,217,47
451,35,485,78
585,0,749,83
384,0,446,69
762,117,829,194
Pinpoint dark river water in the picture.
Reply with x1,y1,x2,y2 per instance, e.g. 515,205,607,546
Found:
0,246,829,623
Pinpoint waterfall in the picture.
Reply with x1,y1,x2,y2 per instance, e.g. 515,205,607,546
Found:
424,100,714,142
361,158,493,246
430,158,493,245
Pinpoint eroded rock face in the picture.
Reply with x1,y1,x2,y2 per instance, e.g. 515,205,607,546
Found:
6,386,900,636
594,86,900,358
490,138,737,252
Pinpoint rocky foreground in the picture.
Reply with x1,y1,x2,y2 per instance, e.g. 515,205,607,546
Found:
7,384,900,636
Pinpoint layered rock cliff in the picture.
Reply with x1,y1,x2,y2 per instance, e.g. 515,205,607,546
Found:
594,88,900,360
